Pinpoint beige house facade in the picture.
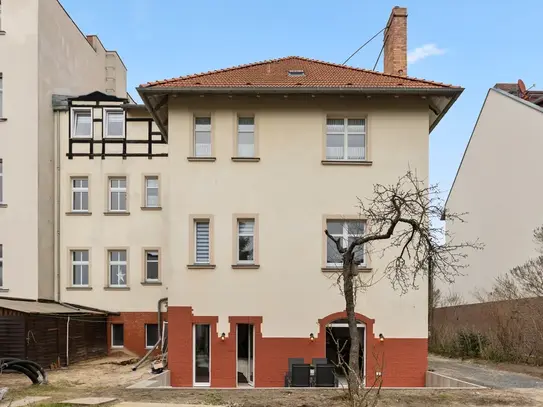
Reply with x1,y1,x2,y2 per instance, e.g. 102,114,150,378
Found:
0,0,127,300
442,86,543,303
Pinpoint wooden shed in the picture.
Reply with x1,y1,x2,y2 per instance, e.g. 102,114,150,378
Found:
0,298,109,368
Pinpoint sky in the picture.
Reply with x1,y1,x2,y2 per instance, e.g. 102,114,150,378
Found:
60,0,543,195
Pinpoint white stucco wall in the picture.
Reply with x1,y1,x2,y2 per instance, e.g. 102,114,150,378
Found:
59,106,168,311
442,89,543,303
166,95,430,339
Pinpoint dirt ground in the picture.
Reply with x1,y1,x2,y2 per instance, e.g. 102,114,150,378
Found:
0,355,542,407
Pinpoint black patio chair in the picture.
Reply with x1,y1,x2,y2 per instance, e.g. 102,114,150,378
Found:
315,363,338,387
291,364,311,387
284,358,304,387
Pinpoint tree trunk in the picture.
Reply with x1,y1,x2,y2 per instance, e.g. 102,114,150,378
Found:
343,252,361,388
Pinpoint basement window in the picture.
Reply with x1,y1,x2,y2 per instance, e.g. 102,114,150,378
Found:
111,324,124,348
145,323,159,349
288,70,305,77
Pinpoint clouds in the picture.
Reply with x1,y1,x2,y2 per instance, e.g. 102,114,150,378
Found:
407,44,447,65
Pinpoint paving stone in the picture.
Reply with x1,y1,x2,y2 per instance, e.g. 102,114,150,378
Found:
1,396,51,407
61,397,117,405
116,403,224,407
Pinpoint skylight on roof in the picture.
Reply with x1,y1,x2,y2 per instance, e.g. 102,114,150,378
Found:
288,70,305,77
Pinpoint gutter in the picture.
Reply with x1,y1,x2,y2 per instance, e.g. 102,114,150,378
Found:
54,110,62,302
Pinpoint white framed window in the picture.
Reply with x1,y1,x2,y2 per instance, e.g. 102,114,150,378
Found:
71,108,92,138
237,219,255,263
195,220,210,264
326,118,366,160
109,177,127,212
71,177,89,212
111,324,124,348
71,250,89,286
145,250,159,282
194,117,212,157
237,117,255,157
109,250,127,287
0,244,3,288
0,74,3,118
144,176,159,207
104,108,125,138
326,219,365,267
0,159,3,204
145,323,159,349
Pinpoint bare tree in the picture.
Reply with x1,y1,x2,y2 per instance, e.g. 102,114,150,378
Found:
324,170,480,388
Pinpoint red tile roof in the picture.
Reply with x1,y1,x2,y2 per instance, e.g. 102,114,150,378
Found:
140,56,458,90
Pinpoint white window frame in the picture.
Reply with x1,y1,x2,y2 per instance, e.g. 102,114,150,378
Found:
326,117,366,161
108,177,127,212
71,107,93,139
0,74,3,118
71,250,89,287
193,324,211,386
0,158,3,204
144,176,159,207
145,323,159,349
145,250,159,282
237,116,255,157
103,108,125,139
111,324,124,349
194,220,210,264
71,177,89,212
326,220,365,267
0,244,3,288
194,116,212,157
237,219,255,264
108,250,128,287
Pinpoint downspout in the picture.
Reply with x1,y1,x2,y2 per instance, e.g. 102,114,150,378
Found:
54,110,61,302
66,316,70,367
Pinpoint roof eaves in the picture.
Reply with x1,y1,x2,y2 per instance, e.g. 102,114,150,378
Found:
492,88,543,114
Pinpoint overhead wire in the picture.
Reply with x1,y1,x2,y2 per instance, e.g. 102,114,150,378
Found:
342,26,387,65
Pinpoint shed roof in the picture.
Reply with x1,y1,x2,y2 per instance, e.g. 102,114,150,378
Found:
0,298,105,315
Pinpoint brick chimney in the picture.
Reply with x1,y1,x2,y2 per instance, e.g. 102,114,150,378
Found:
383,6,408,76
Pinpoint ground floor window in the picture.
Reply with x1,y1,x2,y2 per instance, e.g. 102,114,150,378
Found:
111,324,124,348
145,323,159,349
194,324,211,386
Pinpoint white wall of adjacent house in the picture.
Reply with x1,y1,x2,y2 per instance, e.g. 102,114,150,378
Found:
165,95,430,339
0,0,127,300
443,89,543,304
58,105,168,312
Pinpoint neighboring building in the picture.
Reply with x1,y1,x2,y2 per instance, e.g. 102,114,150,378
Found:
134,7,461,387
441,83,543,304
0,0,127,300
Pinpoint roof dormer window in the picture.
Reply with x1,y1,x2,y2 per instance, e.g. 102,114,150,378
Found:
288,70,305,77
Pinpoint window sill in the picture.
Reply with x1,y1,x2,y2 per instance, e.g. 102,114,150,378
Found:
66,211,92,216
104,286,131,290
66,286,93,291
141,206,162,211
232,264,260,269
141,281,162,286
103,211,130,216
321,160,373,166
231,157,260,162
0,288,9,293
0,31,6,35
0,203,7,208
187,156,216,162
187,264,216,269
321,267,373,273
0,118,7,122
111,346,124,349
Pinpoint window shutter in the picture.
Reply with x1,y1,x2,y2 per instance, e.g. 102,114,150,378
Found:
195,221,210,263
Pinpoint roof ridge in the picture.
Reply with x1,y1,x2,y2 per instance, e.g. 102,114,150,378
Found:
141,55,456,89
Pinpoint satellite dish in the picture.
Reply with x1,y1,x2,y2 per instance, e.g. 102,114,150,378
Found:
518,79,527,98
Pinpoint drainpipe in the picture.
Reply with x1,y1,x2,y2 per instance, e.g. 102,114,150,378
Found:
54,110,62,302
66,316,70,367
158,297,168,345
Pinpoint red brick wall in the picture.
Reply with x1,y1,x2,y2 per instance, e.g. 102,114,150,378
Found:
107,312,167,357
167,306,427,388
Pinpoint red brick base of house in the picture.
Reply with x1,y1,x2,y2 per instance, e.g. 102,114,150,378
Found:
107,312,167,357
167,306,427,388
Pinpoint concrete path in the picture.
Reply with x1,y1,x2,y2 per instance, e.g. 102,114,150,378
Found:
429,355,543,388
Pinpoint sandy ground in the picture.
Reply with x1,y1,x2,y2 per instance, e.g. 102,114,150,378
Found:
0,354,542,406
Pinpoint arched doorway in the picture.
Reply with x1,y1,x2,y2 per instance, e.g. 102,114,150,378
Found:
325,319,366,381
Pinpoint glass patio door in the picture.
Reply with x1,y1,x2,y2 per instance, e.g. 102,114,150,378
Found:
193,324,210,386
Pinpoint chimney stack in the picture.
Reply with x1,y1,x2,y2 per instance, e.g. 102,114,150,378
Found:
383,6,408,76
